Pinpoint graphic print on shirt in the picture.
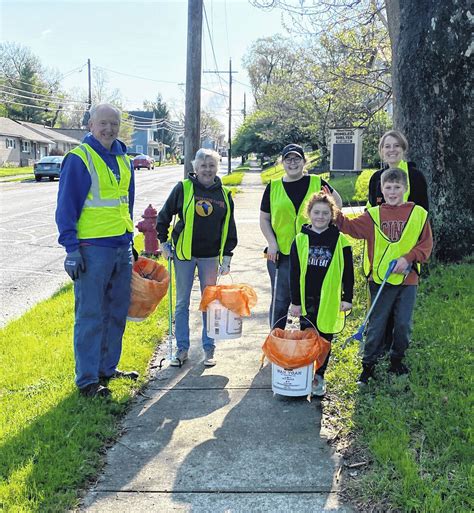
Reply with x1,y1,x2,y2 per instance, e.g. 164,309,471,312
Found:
195,199,213,217
308,246,333,268
194,195,226,218
381,220,405,241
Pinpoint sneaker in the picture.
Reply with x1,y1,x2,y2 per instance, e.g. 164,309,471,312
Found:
357,364,375,385
312,375,327,397
100,369,139,384
203,349,216,367
388,357,409,376
79,382,111,398
170,349,188,367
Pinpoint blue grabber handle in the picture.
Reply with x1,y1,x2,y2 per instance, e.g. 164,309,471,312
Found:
361,259,398,328
385,259,398,278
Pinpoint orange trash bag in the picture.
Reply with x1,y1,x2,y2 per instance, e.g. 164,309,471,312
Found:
262,327,331,370
199,284,257,317
127,257,170,322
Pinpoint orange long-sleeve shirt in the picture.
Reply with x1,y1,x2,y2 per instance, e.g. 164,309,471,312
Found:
336,202,433,285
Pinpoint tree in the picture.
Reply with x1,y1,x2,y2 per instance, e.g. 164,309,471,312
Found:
0,42,64,124
143,94,177,154
242,35,298,106
232,110,283,157
200,111,224,147
386,0,473,261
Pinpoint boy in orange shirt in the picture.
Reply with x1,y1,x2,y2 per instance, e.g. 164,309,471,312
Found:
336,168,433,384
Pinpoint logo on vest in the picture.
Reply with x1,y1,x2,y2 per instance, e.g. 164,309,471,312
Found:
196,199,213,217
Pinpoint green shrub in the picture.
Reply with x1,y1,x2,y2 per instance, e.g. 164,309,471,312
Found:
354,169,377,202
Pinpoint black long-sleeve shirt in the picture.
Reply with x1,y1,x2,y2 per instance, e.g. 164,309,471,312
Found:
156,174,237,257
290,224,354,306
368,161,429,211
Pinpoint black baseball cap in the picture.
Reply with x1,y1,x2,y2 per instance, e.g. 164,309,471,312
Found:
281,143,305,160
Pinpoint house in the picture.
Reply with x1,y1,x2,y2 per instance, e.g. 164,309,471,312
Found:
0,117,53,167
51,127,88,143
19,122,80,154
127,111,160,157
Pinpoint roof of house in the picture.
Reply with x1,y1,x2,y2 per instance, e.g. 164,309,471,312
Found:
0,117,53,144
127,111,155,121
20,122,80,144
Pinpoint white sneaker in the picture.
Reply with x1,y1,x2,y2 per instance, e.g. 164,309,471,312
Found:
170,349,188,367
203,349,216,367
312,375,327,397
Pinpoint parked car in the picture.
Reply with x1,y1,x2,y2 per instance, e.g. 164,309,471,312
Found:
34,156,64,182
133,154,155,170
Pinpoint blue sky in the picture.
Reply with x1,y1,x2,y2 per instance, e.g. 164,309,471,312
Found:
0,0,289,132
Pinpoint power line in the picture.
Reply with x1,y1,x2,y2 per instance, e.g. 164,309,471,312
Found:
94,65,179,85
203,1,227,100
0,88,88,107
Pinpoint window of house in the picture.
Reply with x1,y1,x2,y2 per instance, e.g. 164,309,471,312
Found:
136,145,143,153
21,140,30,153
6,138,16,149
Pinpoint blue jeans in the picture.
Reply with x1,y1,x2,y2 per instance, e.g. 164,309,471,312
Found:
267,254,290,329
73,244,132,388
363,282,417,366
173,256,219,352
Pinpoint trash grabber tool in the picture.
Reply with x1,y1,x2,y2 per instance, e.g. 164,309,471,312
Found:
159,255,181,368
342,259,397,349
270,251,280,328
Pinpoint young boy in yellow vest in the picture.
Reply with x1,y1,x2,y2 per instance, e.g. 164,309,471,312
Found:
289,192,354,397
336,168,433,384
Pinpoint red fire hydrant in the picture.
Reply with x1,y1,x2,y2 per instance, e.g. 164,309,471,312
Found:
136,204,160,256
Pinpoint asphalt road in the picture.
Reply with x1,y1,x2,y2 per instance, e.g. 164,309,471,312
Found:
0,160,236,327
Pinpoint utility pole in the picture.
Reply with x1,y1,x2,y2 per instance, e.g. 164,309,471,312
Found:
184,0,203,178
241,92,247,166
82,58,92,128
87,58,92,109
203,59,237,174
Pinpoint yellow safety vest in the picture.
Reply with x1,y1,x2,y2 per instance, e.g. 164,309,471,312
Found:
270,175,322,255
70,144,134,239
295,231,350,334
364,205,428,285
175,179,231,262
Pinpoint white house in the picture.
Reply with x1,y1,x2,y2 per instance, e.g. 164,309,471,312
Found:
0,117,52,167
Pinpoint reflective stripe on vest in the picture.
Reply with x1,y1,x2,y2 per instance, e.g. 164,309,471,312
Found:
71,144,134,239
175,179,231,262
270,175,322,255
295,231,350,334
367,204,428,285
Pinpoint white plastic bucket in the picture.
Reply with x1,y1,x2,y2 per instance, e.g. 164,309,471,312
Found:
206,299,243,340
271,363,314,396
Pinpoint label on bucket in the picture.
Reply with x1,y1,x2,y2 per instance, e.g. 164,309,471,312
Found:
271,363,313,396
206,299,243,340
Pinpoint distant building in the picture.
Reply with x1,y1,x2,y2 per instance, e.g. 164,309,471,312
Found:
0,117,52,166
19,122,80,154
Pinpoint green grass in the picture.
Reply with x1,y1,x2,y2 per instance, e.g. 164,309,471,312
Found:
0,280,168,511
325,249,474,512
0,166,33,178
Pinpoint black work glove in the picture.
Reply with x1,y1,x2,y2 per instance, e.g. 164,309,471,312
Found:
64,250,85,280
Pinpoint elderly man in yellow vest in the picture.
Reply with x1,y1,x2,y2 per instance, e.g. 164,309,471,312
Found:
56,103,138,398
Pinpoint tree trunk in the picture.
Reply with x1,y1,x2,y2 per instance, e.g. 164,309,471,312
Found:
387,0,473,261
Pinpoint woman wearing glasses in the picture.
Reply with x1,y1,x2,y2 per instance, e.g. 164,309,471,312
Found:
259,144,342,329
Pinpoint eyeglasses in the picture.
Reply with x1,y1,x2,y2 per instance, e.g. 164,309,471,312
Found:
284,156,302,164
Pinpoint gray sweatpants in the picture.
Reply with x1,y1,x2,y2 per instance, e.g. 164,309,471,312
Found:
363,282,417,366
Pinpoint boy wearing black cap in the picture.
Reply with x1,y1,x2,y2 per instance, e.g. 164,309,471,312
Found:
260,143,342,329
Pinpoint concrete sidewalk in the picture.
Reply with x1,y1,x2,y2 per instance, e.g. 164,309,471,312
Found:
82,172,353,512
